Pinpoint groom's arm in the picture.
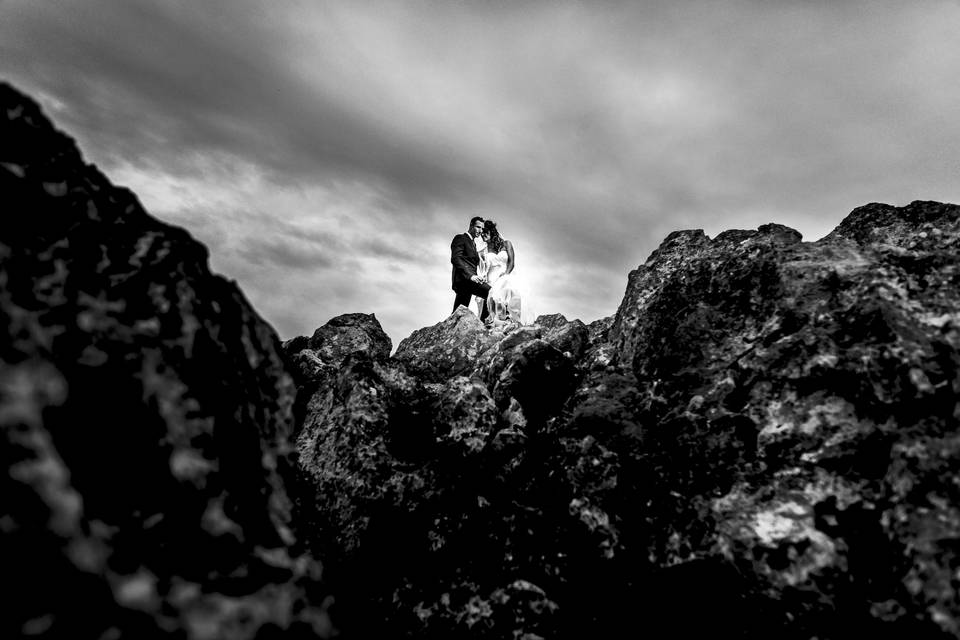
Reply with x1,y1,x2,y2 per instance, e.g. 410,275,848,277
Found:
451,236,476,282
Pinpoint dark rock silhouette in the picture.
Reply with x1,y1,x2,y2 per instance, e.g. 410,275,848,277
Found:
0,83,333,638
6,78,960,640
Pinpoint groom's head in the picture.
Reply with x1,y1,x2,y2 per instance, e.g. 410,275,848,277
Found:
468,216,484,237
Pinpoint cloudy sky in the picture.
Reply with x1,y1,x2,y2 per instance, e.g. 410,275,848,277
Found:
3,1,960,346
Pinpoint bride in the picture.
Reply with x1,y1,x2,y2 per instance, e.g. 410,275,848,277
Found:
480,220,534,326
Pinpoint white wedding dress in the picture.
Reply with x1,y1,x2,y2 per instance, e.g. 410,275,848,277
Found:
484,248,534,326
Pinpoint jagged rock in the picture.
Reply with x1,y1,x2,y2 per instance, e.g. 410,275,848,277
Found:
393,306,500,382
534,313,569,331
825,200,960,248
542,318,589,360
533,314,590,359
581,315,616,370
306,312,392,365
296,355,431,555
287,347,332,383
492,324,543,351
0,82,333,639
283,313,392,435
295,345,561,636
592,201,960,635
607,228,712,368
283,334,310,354
295,314,584,637
586,315,613,344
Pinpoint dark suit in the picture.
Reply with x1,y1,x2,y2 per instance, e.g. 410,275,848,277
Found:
451,232,490,320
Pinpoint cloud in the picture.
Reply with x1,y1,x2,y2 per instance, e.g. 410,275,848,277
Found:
0,0,494,205
238,237,337,271
3,0,960,344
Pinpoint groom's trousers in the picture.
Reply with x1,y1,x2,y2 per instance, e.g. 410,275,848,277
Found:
453,281,491,321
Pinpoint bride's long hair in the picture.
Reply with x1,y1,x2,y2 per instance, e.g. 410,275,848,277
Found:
483,220,505,253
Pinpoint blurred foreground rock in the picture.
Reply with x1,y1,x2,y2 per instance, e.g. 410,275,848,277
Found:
1,83,333,639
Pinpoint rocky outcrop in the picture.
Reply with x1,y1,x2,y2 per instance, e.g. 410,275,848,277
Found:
1,83,333,638
8,78,960,640
534,313,569,331
297,202,960,638
393,306,501,382
283,312,393,434
291,308,605,636
533,313,590,360
304,312,392,363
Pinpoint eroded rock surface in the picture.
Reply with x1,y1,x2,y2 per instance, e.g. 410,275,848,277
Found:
1,83,333,639
393,306,500,382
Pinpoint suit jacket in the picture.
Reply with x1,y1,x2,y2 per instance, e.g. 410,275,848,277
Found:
451,232,479,291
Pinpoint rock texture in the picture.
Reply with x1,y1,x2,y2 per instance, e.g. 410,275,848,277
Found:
296,202,960,638
283,312,393,435
393,306,501,382
1,83,333,638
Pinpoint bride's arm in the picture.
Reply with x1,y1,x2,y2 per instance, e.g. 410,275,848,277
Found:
505,240,515,273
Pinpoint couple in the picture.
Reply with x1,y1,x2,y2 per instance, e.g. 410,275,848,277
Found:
451,216,533,327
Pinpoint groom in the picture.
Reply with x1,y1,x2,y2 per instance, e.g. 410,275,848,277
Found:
451,216,490,321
